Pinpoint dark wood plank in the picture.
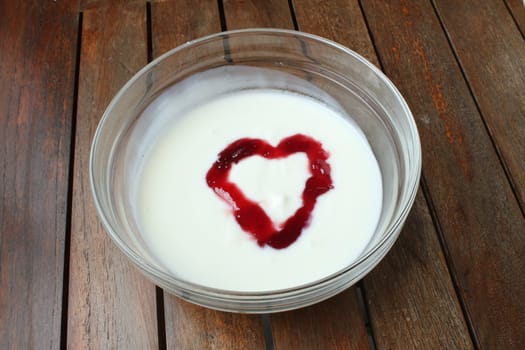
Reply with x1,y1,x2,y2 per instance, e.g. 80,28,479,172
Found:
434,0,525,210
221,1,371,348
271,289,370,350
364,192,473,349
293,0,379,67
67,3,159,349
505,0,525,35
151,0,222,57
80,0,144,10
164,295,266,349
293,0,473,348
80,0,106,10
150,1,267,348
223,0,294,29
0,1,79,348
360,0,525,348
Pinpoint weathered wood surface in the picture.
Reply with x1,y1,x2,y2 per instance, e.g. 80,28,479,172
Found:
361,0,525,348
1,0,524,349
164,297,266,349
364,192,473,349
293,0,379,66
151,0,222,57
271,289,371,350
223,0,294,29
0,1,78,349
67,3,159,349
435,0,525,210
431,0,525,346
505,0,525,35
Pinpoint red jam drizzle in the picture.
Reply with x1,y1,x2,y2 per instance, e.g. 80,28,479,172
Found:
206,134,334,249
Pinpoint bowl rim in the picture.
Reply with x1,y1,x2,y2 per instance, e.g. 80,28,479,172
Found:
89,28,422,301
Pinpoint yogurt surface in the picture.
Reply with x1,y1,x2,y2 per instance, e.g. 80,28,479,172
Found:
134,70,383,292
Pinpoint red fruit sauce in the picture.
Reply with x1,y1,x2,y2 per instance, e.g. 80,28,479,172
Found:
206,134,333,249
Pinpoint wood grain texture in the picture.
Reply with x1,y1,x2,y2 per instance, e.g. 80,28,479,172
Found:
151,0,222,56
67,3,159,349
293,1,473,348
505,0,525,35
360,0,525,348
164,295,266,349
271,289,370,350
293,0,379,66
80,0,145,10
434,0,525,210
365,192,473,349
223,0,294,29
0,1,78,348
150,2,266,348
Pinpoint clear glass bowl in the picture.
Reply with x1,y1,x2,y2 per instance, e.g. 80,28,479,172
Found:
90,29,421,313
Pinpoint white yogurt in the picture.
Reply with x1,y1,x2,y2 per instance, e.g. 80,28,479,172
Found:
134,68,383,292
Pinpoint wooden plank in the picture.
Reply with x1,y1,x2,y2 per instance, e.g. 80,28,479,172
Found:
293,0,473,348
271,289,370,350
220,1,371,348
80,0,145,10
505,0,525,35
434,0,525,210
164,295,266,349
67,3,159,349
0,1,79,349
151,0,222,57
223,0,294,29
364,192,473,349
150,1,267,348
360,0,525,348
293,0,379,67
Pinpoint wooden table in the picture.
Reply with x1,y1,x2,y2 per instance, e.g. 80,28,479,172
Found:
1,1,524,349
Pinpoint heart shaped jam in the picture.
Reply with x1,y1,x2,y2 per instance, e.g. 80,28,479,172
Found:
206,134,334,249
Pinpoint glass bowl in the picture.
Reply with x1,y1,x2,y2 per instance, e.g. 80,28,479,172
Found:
90,28,421,313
